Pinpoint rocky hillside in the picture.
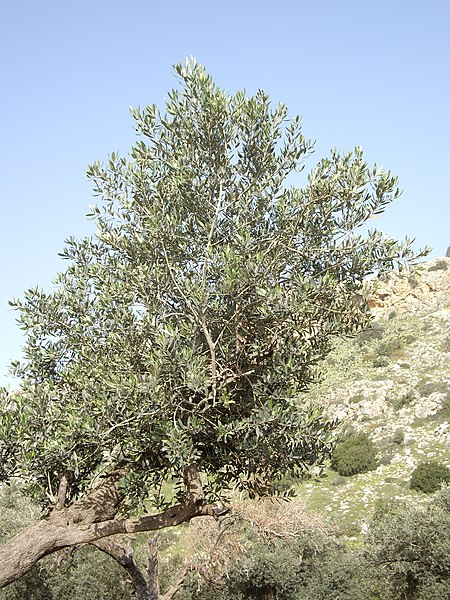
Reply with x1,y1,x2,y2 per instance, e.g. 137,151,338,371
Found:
368,256,450,317
298,256,450,536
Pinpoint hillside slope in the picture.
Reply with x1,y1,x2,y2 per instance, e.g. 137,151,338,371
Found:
299,256,450,536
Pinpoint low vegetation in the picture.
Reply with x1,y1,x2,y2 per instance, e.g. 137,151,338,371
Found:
410,461,450,493
2,486,449,599
330,431,378,476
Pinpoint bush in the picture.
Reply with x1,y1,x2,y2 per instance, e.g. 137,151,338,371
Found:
410,461,450,493
372,356,389,368
363,493,450,599
331,475,349,487
417,379,449,397
0,568,51,600
357,323,384,345
376,338,403,356
428,260,448,271
390,390,415,410
193,533,366,600
391,429,405,445
407,273,419,288
331,432,378,476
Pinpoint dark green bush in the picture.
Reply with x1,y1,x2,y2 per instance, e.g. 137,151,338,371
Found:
376,338,403,356
331,475,349,487
357,323,384,345
417,379,449,397
363,490,450,599
407,273,419,288
331,432,378,476
378,454,393,466
192,533,365,600
410,461,450,493
438,395,450,420
0,568,51,600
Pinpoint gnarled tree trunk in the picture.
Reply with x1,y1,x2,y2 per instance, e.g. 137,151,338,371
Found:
0,465,226,589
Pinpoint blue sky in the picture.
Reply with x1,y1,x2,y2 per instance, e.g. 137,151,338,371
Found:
1,0,449,386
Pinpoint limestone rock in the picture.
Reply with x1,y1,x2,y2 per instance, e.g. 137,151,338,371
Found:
368,257,450,319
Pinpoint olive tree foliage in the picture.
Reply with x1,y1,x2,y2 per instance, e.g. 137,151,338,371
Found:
0,60,426,585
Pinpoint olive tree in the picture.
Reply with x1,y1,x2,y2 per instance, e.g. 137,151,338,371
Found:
0,59,426,587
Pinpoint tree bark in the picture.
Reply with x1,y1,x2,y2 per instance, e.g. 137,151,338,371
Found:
0,465,227,588
160,563,196,600
92,539,155,600
147,536,160,600
92,534,198,600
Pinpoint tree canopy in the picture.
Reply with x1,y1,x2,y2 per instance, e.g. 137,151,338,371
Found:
0,59,426,586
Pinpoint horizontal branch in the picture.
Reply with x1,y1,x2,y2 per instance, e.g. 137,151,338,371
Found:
0,465,228,588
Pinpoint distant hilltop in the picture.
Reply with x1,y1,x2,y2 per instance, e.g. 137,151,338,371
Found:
368,256,450,318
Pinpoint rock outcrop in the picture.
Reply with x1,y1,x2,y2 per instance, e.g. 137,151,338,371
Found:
368,257,450,318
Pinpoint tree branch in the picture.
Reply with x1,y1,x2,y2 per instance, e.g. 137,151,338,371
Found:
91,538,150,597
54,474,68,511
200,180,224,391
161,563,197,600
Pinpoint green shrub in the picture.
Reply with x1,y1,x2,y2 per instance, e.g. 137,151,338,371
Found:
372,356,389,368
363,492,450,599
378,454,392,466
0,568,51,600
331,432,378,476
390,390,415,410
446,246,450,258
407,273,419,288
417,379,449,397
194,533,366,600
410,461,450,493
376,338,403,356
391,429,405,445
349,393,365,404
438,395,450,420
357,323,384,345
428,260,448,271
441,335,450,352
331,475,349,487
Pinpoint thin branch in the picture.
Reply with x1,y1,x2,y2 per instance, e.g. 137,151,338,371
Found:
91,539,150,598
201,180,224,294
147,536,160,598
161,564,198,600
55,474,68,510
200,179,224,392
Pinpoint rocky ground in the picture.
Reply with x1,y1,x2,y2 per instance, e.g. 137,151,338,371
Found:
297,256,450,537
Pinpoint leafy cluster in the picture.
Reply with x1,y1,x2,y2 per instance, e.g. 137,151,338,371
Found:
410,461,450,493
364,489,450,599
0,59,425,510
330,431,378,476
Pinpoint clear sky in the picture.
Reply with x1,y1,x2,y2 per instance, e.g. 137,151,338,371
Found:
1,0,449,386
